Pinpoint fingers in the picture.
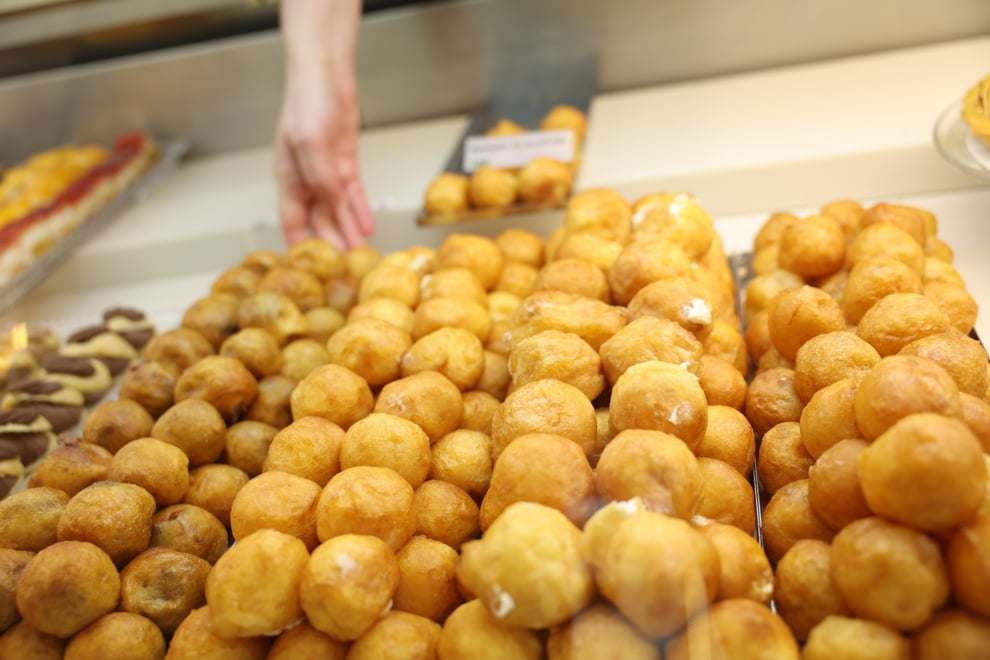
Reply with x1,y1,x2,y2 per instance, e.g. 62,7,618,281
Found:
345,179,376,238
309,201,348,251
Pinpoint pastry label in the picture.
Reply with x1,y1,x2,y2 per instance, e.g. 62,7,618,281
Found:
463,130,575,171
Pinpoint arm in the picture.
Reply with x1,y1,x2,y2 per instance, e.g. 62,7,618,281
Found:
274,0,375,249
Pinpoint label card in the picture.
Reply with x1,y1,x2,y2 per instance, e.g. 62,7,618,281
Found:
463,130,575,172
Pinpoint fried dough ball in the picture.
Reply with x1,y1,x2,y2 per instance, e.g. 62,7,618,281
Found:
664,598,799,660
793,330,880,402
301,533,399,642
316,466,415,552
830,517,949,631
142,328,214,377
857,292,951,357
429,429,492,499
467,167,518,209
303,306,345,344
632,193,714,258
701,318,749,375
751,212,799,252
421,267,488,306
798,376,860,459
263,416,342,486
358,264,421,308
757,345,794,372
435,233,505,291
859,413,985,533
925,234,954,261
424,172,469,215
924,280,978,334
532,258,610,303
507,290,627,352
149,503,227,564
174,355,258,424
81,399,154,454
118,360,177,419
414,480,480,549
278,338,329,381
236,291,308,346
0,548,32,631
553,231,623,272
151,397,227,466
547,602,659,660
859,202,927,244
697,405,755,476
412,297,493,342
257,266,325,312
267,620,346,660
239,249,283,274
540,104,587,143
494,228,544,268
595,429,701,519
107,437,189,506
206,528,308,638
380,245,437,277
607,240,693,306
475,350,510,400
854,355,961,440
751,244,781,276
290,363,374,429
899,330,989,397
230,470,321,549
459,501,593,629
761,479,833,565
325,275,359,316
244,374,295,429
0,620,64,657
508,330,604,400
287,237,347,280
490,379,597,460
516,157,573,204
626,276,717,341
16,541,119,637
806,438,871,531
375,370,463,443
910,608,990,660
592,509,719,638
757,422,813,494
766,285,846,361
842,257,923,324
772,539,850,641
777,214,846,278
698,355,747,410
26,440,111,496
211,265,262,299
694,457,756,534
348,610,441,660
182,464,249,529
166,606,270,659
563,188,632,243
696,522,774,605
480,432,595,530
57,481,155,566
802,616,907,660
820,198,864,238
459,391,499,436
325,317,410,387
958,391,990,452
119,547,210,635
924,255,966,286
746,269,803,328
340,412,431,488
218,327,282,379
847,222,925,273
394,536,461,621
223,420,277,477
401,326,485,391
946,513,990,617
437,599,542,660
609,360,708,451
744,367,804,436
63,611,164,660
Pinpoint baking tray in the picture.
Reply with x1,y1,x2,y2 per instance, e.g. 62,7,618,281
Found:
0,138,190,314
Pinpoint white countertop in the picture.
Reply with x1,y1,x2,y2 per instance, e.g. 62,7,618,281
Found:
5,36,990,340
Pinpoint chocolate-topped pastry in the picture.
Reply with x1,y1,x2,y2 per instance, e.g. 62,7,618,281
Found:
41,355,113,405
1,379,84,433
1,349,44,391
0,408,58,471
103,307,156,350
63,325,139,376
0,442,25,499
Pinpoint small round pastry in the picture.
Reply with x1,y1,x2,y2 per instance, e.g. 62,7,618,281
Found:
694,457,756,534
15,541,119,638
287,237,347,280
0,379,83,434
777,214,846,278
487,117,527,136
697,405,755,476
847,222,925,273
347,297,415,334
508,329,604,400
516,157,573,205
807,439,871,531
401,327,485,391
267,621,346,659
599,316,703,385
103,307,156,350
698,355,748,410
57,481,156,566
279,337,329,381
701,318,749,376
696,521,774,605
947,514,990,618
467,166,518,209
744,308,773,362
149,503,228,564
744,367,805,436
607,239,693,306
773,539,851,641
347,611,442,660
743,269,804,321
429,429,492,499
303,306,345,344
856,292,950,356
0,486,66,551
474,350,510,401
0,621,65,657
751,243,781,275
766,285,846,362
540,104,587,144
174,355,258,424
41,355,112,406
290,363,374,430
151,397,227,466
633,192,715,259
219,327,283,379
181,295,241,350
792,330,880,403
507,289,627,353
240,249,283,274
245,374,295,429
804,617,909,660
799,376,860,459
118,360,177,419
166,606,271,659
458,501,593,629
264,415,343,486
435,233,504,292
411,297,492,341
358,263,421,309
830,516,949,631
425,172,470,215
421,267,488,307
610,360,708,451
753,211,800,251
563,188,632,243
820,198,864,239
436,599,542,660
108,437,190,506
62,325,140,376
182,463,250,529
119,547,211,635
230,470,321,549
374,370,463,444
533,258,610,302
142,327,215,377
414,479,480,549
664,599,799,660
393,536,461,622
380,245,437,276
0,548,34,631
64,611,165,660
842,257,923,324
911,608,990,660
326,274,360,315
547,603,660,660
491,378,597,460
340,412,431,488
316,466,416,552
301,533,399,643
206,528,309,638
81,399,154,455
224,419,278,477
760,479,834,565
25,439,111,497
493,228,544,268
924,255,966,286
595,428,701,519
899,330,989,398
210,264,262,299
459,390,499,436
923,280,979,334
553,231,623,272
627,276,718,340
757,422,814,494
237,291,308,345
859,201,927,244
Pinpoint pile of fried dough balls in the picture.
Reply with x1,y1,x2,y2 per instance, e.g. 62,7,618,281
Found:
745,199,990,658
424,105,586,218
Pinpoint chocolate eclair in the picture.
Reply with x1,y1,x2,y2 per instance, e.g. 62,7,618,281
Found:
1,379,84,433
42,355,113,405
103,307,156,350
63,325,139,376
0,442,25,499
0,408,58,472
